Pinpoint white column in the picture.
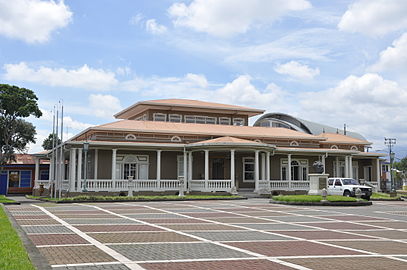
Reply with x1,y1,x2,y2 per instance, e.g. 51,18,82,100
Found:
266,152,270,181
345,156,349,178
34,157,40,188
49,154,54,181
94,149,98,180
230,149,235,188
183,151,188,192
336,156,340,177
111,149,117,180
288,154,292,189
349,156,353,178
204,150,209,190
261,153,266,180
322,154,326,174
376,158,381,191
188,152,193,181
77,148,82,191
156,150,161,181
254,150,259,191
69,148,76,192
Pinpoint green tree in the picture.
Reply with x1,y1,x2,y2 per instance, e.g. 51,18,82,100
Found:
42,133,61,150
0,84,42,165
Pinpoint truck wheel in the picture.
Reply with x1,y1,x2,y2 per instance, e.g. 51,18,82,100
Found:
343,190,351,197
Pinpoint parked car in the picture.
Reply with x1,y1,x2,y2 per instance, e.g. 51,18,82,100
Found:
327,178,372,200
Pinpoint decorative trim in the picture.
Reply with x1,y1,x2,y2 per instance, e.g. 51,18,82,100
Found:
125,134,137,140
330,145,338,150
290,141,299,146
171,136,182,142
350,145,358,151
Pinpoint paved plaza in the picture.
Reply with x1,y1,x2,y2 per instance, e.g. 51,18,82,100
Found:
5,199,407,270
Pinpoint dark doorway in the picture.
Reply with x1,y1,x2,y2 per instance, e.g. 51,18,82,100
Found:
212,158,224,179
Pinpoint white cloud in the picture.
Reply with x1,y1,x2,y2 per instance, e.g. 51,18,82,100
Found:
3,62,118,90
275,61,320,80
338,0,407,36
300,73,407,146
0,0,72,43
145,19,167,35
168,0,311,37
89,94,122,119
129,13,144,25
369,33,407,73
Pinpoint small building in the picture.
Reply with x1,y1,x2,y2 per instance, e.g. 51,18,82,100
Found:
0,154,49,195
34,99,386,195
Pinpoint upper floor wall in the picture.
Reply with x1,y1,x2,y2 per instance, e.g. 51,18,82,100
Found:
114,99,264,126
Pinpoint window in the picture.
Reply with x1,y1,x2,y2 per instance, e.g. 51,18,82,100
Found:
169,114,182,123
350,145,358,151
290,141,299,147
333,160,358,178
153,113,166,122
177,155,184,179
233,118,244,126
280,159,308,180
364,166,372,181
334,179,342,186
184,115,216,124
116,155,149,180
8,171,31,188
125,134,137,140
40,170,49,180
206,117,216,124
135,114,147,121
219,117,231,125
243,157,255,182
171,136,182,142
328,179,334,186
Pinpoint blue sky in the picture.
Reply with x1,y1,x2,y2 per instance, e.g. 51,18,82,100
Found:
1,0,407,159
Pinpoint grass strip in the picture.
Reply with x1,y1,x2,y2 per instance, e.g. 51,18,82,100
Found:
272,195,359,202
28,194,242,202
0,206,35,270
0,195,16,203
371,192,401,200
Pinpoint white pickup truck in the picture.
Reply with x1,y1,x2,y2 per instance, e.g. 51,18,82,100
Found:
327,178,372,200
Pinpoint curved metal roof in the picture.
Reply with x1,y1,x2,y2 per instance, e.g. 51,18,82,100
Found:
253,112,366,141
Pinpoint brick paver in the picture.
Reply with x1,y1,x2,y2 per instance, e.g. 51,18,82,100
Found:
74,224,163,232
29,233,89,245
38,245,116,265
324,240,407,254
5,199,407,270
140,259,294,270
277,230,375,240
109,242,251,261
227,240,363,256
91,232,199,243
284,256,407,270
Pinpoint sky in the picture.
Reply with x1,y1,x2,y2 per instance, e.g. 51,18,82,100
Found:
1,0,407,159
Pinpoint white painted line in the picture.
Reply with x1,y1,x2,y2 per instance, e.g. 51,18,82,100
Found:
31,204,146,270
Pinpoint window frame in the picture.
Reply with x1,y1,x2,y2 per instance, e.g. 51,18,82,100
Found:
153,113,167,122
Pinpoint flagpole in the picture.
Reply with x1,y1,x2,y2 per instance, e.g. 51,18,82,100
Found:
54,104,59,199
59,101,64,199
51,107,56,198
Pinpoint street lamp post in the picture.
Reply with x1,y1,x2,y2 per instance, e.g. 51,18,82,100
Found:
385,138,396,194
82,142,89,192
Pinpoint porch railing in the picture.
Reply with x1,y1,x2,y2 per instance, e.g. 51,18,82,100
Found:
190,179,232,192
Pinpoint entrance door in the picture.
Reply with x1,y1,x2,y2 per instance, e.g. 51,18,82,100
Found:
212,159,224,179
0,171,7,195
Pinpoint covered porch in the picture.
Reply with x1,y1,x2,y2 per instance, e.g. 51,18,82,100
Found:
34,139,384,196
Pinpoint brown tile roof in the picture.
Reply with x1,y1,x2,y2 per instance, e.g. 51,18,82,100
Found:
114,99,264,119
144,99,264,112
7,154,49,164
195,136,261,144
318,133,371,145
90,120,323,141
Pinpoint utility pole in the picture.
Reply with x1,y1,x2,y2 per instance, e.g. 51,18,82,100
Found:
384,138,396,193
